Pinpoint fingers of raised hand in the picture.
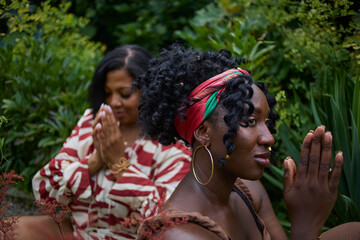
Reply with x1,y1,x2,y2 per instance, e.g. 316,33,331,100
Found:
283,157,297,194
92,103,106,128
329,152,343,192
97,112,120,146
92,122,102,137
298,131,314,179
307,126,325,179
100,105,118,131
104,104,117,122
92,123,102,149
318,131,332,184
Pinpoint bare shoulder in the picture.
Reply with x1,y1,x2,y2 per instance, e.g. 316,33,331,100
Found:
241,179,265,191
159,222,226,240
240,179,267,211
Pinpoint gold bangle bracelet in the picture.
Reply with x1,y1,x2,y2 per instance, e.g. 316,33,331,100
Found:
110,157,130,175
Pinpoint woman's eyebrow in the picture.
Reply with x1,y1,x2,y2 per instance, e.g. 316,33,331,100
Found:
104,86,132,90
254,107,270,117
254,107,262,113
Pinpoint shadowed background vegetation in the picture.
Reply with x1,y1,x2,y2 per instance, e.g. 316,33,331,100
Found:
1,0,359,232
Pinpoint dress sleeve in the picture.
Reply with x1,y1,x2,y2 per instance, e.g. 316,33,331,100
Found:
32,109,95,202
106,140,191,217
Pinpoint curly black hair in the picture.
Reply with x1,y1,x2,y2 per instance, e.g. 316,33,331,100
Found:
88,44,152,117
137,44,279,166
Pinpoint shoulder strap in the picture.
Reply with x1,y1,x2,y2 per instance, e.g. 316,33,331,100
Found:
233,186,264,235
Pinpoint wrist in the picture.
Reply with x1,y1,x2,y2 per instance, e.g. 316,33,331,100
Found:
88,153,103,176
290,225,322,240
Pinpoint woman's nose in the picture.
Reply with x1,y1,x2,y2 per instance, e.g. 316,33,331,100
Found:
258,123,275,146
109,94,123,108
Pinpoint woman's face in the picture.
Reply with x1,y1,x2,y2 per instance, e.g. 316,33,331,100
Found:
211,84,275,180
104,69,140,126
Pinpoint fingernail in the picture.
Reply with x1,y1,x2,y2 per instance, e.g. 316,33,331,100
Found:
309,130,314,133
285,156,291,161
96,123,102,129
117,121,120,126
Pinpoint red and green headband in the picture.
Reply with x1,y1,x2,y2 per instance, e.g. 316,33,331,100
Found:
174,68,250,145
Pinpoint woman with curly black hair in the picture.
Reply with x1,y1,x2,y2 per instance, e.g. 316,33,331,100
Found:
135,44,360,240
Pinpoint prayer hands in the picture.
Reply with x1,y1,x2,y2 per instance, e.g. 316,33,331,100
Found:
283,126,343,239
92,104,126,169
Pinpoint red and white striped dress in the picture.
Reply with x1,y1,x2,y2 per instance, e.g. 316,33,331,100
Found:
32,109,191,239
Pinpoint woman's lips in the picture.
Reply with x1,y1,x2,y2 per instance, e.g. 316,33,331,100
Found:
254,152,271,167
254,157,270,167
114,112,126,119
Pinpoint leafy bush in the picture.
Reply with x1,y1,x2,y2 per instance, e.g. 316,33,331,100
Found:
0,0,103,191
0,116,8,163
176,3,276,83
56,0,213,53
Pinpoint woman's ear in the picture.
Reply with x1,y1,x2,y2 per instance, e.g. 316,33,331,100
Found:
193,122,211,146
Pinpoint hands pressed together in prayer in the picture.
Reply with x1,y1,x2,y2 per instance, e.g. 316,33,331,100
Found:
88,104,128,177
283,126,343,240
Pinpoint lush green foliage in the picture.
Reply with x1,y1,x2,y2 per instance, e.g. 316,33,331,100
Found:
57,0,213,53
176,3,276,81
0,116,8,162
0,0,103,190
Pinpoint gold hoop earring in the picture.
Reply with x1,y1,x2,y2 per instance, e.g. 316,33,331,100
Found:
192,145,214,185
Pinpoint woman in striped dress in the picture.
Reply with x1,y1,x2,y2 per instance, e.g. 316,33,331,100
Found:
13,45,191,240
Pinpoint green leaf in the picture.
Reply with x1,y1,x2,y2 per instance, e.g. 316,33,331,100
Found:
263,170,283,190
353,77,360,139
278,122,300,162
350,112,360,210
310,91,321,126
330,97,351,179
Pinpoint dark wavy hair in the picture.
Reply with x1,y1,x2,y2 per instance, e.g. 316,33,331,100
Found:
88,44,152,116
137,44,279,166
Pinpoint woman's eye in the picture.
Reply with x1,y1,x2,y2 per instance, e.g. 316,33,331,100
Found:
119,88,135,99
248,118,256,126
120,93,132,99
120,91,133,99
